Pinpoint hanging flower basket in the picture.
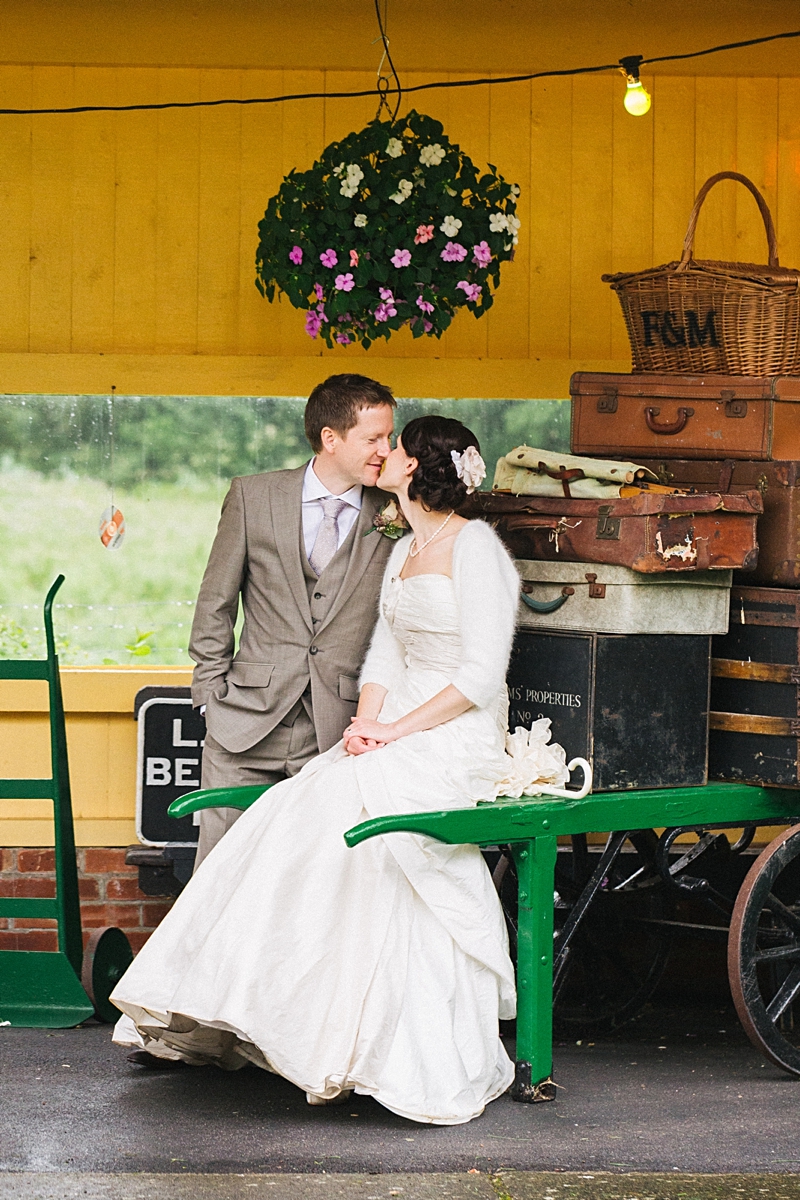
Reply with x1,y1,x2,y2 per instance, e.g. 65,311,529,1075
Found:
255,110,520,348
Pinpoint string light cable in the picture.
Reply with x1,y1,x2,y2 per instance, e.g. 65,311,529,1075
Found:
0,27,795,117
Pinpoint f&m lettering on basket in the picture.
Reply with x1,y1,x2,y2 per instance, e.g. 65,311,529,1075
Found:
603,171,800,378
641,309,719,351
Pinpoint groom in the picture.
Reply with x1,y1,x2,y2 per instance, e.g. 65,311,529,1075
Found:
189,373,397,867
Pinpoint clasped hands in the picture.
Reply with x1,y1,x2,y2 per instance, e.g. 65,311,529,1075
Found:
343,716,399,756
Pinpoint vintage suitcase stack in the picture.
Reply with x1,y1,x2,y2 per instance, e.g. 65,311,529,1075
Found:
569,369,800,787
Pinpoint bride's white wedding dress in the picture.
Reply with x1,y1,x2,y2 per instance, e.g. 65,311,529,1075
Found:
112,520,522,1125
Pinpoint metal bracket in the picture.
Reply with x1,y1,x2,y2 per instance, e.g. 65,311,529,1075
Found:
585,572,606,598
597,389,618,414
724,392,748,418
511,1062,558,1103
596,506,621,540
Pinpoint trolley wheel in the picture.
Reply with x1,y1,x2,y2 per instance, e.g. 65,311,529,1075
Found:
729,824,800,1076
81,927,133,1023
494,835,673,1037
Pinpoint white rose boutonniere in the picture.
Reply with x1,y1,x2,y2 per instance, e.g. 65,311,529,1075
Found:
365,499,410,540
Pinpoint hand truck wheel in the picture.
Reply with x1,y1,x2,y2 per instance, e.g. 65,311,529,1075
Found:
728,824,800,1076
81,927,133,1023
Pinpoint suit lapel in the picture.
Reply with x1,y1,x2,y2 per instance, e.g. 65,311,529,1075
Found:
272,463,313,633
317,488,386,632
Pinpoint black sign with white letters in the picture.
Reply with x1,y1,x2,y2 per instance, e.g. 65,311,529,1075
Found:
135,691,205,845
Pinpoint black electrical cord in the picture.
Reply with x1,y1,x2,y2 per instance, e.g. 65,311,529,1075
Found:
0,26,796,117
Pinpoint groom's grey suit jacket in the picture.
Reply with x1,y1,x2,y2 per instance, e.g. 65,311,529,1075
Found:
189,463,394,755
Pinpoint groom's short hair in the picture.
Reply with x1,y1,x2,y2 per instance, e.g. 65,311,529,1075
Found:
305,374,396,453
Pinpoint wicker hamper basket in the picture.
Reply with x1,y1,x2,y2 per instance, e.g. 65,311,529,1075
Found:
603,171,800,376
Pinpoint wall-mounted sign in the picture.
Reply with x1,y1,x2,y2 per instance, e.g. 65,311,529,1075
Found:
135,687,204,846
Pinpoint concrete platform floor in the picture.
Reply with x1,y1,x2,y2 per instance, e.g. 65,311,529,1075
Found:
1,1001,800,1180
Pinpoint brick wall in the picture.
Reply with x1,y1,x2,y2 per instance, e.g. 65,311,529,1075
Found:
0,847,174,953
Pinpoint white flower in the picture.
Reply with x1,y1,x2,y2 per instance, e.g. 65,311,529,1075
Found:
386,137,403,158
510,184,521,196
450,445,486,494
389,178,414,204
445,186,458,197
489,211,509,233
339,163,364,198
440,214,462,237
332,162,346,178
507,213,521,245
354,213,368,228
495,720,570,799
419,143,445,167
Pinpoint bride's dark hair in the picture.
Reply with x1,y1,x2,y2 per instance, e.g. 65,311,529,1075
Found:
400,415,481,512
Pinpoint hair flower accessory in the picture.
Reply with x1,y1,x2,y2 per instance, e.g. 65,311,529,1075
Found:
451,445,486,494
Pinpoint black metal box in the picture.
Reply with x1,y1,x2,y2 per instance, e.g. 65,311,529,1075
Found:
507,630,711,791
710,586,800,787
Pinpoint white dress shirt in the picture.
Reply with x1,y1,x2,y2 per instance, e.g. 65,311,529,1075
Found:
301,458,363,561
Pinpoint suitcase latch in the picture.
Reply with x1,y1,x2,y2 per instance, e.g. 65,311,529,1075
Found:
585,572,606,598
723,391,747,418
595,506,621,540
596,389,618,414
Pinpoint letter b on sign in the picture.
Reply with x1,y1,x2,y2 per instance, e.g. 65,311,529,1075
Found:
146,757,172,786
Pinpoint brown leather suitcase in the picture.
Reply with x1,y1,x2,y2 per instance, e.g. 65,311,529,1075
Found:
570,371,800,461
462,489,761,573
637,458,800,587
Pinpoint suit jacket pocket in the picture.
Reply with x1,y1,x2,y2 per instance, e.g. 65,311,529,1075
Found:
227,661,275,687
338,674,360,703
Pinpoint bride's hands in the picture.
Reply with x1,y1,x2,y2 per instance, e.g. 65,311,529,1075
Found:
344,734,383,756
343,715,399,753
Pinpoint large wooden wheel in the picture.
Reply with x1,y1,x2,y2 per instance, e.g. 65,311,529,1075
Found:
728,824,800,1076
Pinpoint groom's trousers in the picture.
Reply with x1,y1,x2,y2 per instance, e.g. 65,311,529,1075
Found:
193,703,318,870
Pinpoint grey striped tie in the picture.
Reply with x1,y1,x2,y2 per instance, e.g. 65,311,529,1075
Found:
309,496,348,576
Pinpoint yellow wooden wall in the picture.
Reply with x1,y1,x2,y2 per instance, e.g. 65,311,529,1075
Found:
0,69,799,397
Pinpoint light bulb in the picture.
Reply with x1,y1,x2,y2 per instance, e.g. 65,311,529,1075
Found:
624,77,651,116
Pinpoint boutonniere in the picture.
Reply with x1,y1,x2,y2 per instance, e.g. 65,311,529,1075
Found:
364,498,409,540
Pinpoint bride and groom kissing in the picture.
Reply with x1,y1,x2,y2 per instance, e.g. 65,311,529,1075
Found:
113,372,524,1126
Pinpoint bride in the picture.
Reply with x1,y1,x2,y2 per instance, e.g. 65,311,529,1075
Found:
112,414,524,1126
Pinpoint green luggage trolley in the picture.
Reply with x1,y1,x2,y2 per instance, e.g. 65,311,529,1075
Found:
172,777,800,1098
0,576,133,1027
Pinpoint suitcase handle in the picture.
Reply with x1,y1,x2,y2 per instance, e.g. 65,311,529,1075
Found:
644,406,694,435
520,586,575,615
503,515,561,531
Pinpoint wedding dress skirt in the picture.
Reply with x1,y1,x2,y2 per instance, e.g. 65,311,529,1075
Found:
112,573,517,1125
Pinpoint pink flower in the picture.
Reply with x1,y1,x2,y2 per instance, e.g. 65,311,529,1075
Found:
334,272,355,292
320,249,338,268
349,249,359,267
416,296,434,314
423,319,433,332
414,224,434,244
472,240,492,268
391,248,412,268
456,280,482,302
440,241,467,263
289,245,303,265
336,333,352,345
374,299,397,322
379,287,396,303
305,310,322,338
313,283,324,301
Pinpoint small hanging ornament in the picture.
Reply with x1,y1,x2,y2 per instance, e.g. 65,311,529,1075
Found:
99,506,125,550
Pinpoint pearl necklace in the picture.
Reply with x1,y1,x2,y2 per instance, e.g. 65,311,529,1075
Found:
408,510,455,558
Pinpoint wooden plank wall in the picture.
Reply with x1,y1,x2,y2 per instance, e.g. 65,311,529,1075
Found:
0,67,798,382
